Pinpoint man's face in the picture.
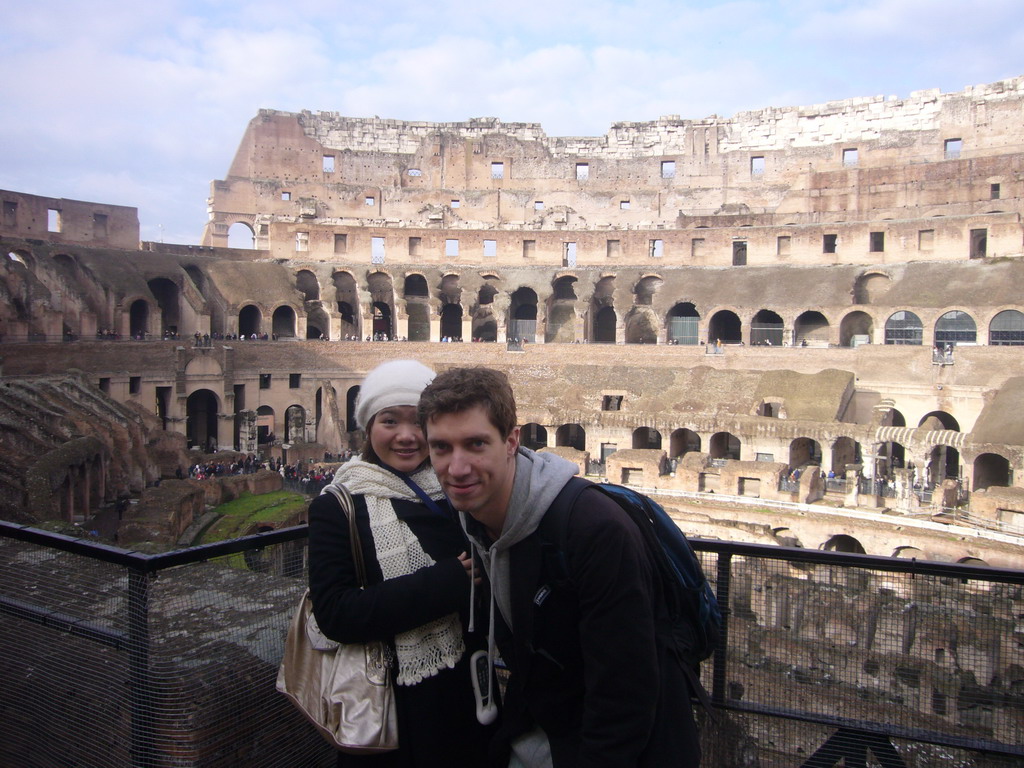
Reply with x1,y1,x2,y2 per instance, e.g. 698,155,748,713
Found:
426,404,519,531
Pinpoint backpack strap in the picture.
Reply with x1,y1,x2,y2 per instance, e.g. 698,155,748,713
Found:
537,477,594,582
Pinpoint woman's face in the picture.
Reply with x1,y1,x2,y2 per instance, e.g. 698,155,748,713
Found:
368,405,428,472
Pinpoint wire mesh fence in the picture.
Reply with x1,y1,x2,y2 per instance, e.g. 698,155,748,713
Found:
2,522,1022,767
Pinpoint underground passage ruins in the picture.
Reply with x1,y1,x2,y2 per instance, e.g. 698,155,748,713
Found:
2,76,1024,565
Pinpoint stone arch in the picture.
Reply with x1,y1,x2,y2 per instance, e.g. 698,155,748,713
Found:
934,309,977,347
593,306,617,343
555,423,586,451
709,431,741,460
852,271,892,304
128,298,150,338
285,404,306,443
590,276,617,343
228,221,255,249
750,309,784,346
666,302,700,345
831,436,860,474
794,310,829,346
789,437,822,468
306,304,330,339
346,387,360,433
187,389,221,451
893,545,924,558
440,304,463,340
839,310,874,347
885,310,923,345
238,304,262,337
521,423,548,450
823,534,866,554
670,428,701,458
707,309,742,344
272,305,297,338
624,306,658,344
632,427,662,449
296,269,320,302
148,277,180,335
473,313,497,342
404,273,429,297
989,309,1024,345
772,527,802,547
371,302,393,339
256,404,276,446
973,452,1011,490
756,399,786,418
333,271,360,338
509,287,538,342
919,411,959,432
546,275,578,343
633,275,662,307
367,271,396,338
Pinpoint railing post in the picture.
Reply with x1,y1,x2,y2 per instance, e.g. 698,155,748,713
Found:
128,568,156,766
712,552,732,705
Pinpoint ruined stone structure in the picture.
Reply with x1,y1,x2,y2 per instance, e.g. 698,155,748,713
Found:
3,77,1024,562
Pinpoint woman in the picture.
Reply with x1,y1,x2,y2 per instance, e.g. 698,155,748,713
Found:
308,359,493,767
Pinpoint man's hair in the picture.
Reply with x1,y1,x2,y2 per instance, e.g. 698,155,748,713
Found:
419,367,517,438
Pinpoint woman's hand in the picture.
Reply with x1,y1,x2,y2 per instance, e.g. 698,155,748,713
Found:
458,551,482,585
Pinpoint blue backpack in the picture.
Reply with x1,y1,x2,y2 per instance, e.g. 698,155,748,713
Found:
543,478,722,671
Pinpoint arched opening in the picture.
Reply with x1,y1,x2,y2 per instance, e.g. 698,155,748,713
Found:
440,304,463,340
593,306,617,343
404,274,429,297
407,303,430,341
877,440,906,477
758,400,785,418
238,305,262,337
885,311,923,345
509,288,538,342
632,427,662,449
893,546,924,559
934,310,976,347
789,437,822,469
306,305,329,339
187,389,220,452
555,423,586,451
129,299,149,338
839,310,874,347
624,307,658,344
478,283,498,306
547,277,578,343
272,306,297,338
371,302,393,339
337,302,358,338
256,405,276,446
973,453,1011,491
989,309,1024,345
285,404,306,443
521,423,548,451
927,445,960,486
823,535,866,554
633,275,662,307
333,271,359,338
852,272,891,304
296,270,320,302
346,387,360,434
228,222,255,249
473,314,497,342
707,310,742,345
794,310,829,346
148,278,180,336
831,437,861,474
750,309,784,346
666,303,700,345
670,428,701,458
919,411,960,432
709,432,741,460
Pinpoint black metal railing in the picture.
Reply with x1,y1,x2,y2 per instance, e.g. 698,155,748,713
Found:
2,521,1021,767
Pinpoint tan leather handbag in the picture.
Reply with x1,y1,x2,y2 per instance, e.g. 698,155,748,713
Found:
276,483,399,753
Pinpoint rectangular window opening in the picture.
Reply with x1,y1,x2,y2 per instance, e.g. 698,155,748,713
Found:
944,138,962,160
563,242,577,267
607,239,621,259
334,233,348,254
777,235,791,256
661,160,676,179
450,199,460,208
732,240,747,266
691,237,705,258
445,238,460,257
407,168,422,177
371,236,386,264
523,239,536,259
970,228,988,259
93,213,108,239
47,208,61,233
649,239,664,258
602,395,623,411
483,239,497,258
289,373,301,389
409,236,422,257
295,231,309,251
259,374,272,390
534,201,544,211
365,196,375,206
620,200,631,210
751,156,765,176
99,377,110,393
991,183,1001,200
2,201,16,227
823,234,838,253
281,191,291,201
491,162,504,179
576,163,589,181
129,376,141,395
842,148,859,167
869,231,885,252
322,155,335,173
918,229,934,251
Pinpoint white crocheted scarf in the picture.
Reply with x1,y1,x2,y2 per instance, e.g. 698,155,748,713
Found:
327,459,465,686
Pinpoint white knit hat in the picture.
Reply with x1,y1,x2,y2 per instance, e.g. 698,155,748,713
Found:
354,359,436,429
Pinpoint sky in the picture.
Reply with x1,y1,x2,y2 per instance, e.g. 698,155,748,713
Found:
2,0,1023,245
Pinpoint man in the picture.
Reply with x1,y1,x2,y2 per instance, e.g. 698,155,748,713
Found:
419,367,700,768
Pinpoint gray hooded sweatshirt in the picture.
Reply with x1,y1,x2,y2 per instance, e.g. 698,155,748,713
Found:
460,447,579,768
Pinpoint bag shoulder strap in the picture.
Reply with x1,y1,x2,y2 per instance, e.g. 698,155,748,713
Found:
321,484,369,587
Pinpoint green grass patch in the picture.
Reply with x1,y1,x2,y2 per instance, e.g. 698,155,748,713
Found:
198,490,308,544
